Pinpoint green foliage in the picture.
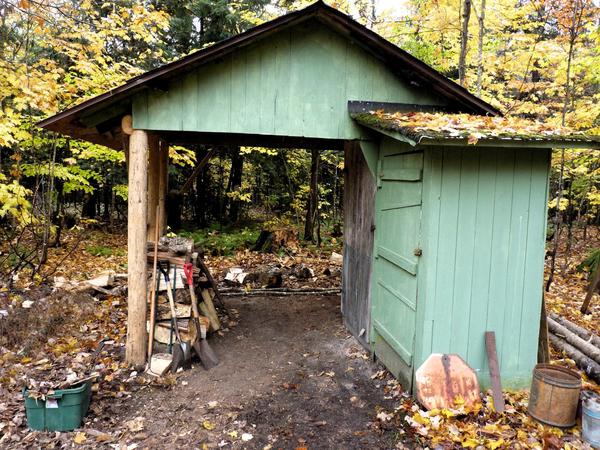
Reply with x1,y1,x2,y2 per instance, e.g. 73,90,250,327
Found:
20,163,101,194
576,248,600,276
179,226,261,255
0,174,34,225
85,245,114,257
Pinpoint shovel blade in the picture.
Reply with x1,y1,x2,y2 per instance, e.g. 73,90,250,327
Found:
171,343,184,373
197,339,219,369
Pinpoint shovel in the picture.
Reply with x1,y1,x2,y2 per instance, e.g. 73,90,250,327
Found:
159,263,192,373
184,262,219,369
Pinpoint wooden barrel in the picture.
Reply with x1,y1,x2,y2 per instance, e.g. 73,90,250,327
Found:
528,364,581,427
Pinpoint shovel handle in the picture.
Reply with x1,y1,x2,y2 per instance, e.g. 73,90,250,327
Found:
183,263,194,287
161,265,183,343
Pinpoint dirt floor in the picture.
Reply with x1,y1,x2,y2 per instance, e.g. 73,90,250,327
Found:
81,294,404,449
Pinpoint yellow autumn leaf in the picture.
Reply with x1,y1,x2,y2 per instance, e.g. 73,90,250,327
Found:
202,420,215,430
412,412,430,426
461,437,480,448
486,438,504,449
73,432,86,444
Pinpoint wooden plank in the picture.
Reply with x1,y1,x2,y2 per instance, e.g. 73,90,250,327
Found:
380,168,422,181
485,331,505,413
342,141,376,349
377,245,418,275
519,148,551,372
501,149,532,372
465,148,497,366
378,279,416,311
430,148,461,354
450,149,478,357
373,319,413,365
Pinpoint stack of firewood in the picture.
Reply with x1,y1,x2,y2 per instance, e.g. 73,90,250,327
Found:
548,313,600,383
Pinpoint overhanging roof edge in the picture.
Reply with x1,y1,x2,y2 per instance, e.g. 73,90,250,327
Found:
38,1,501,137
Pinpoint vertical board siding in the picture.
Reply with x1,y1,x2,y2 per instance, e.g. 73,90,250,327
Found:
132,21,446,138
420,147,550,388
342,142,376,349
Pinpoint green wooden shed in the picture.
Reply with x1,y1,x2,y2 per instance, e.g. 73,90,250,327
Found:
38,1,600,391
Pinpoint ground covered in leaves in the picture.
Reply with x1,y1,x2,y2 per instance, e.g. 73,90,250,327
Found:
1,227,600,449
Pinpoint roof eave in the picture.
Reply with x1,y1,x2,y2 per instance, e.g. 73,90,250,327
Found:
38,1,500,137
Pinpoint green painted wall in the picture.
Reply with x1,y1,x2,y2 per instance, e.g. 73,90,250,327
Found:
132,20,446,139
370,140,551,390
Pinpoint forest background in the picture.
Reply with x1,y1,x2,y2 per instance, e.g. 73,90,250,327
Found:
0,0,599,284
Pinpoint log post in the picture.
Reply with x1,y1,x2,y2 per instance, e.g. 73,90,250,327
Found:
147,134,160,239
126,127,149,367
158,141,169,234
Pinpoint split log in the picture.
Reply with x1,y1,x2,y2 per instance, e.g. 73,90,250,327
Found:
547,318,600,365
200,289,221,332
549,313,600,348
549,333,600,384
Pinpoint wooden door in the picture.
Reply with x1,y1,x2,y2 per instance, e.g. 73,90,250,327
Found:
371,147,423,387
342,142,376,349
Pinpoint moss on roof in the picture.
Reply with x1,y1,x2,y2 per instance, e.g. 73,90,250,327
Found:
352,111,600,147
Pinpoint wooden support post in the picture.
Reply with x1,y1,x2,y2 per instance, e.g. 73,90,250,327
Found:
126,128,149,367
158,141,169,234
147,134,160,239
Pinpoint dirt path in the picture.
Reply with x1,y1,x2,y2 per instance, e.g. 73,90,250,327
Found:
92,295,404,449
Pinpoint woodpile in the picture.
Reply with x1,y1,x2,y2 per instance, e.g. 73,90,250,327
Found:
548,313,600,384
146,237,227,365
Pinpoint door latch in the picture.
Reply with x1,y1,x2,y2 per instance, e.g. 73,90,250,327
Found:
413,248,422,256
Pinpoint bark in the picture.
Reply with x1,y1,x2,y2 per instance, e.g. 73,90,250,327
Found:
475,0,486,95
549,313,600,347
538,296,550,363
125,129,149,367
226,146,243,223
549,333,600,384
304,149,320,242
581,264,600,314
459,0,472,86
548,318,600,365
546,149,565,292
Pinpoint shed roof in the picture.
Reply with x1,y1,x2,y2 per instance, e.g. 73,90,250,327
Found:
352,110,600,149
38,1,500,148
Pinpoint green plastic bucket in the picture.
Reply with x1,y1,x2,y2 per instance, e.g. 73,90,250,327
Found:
23,381,92,431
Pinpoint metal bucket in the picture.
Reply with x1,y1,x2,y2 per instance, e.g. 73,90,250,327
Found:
582,392,600,448
528,364,581,427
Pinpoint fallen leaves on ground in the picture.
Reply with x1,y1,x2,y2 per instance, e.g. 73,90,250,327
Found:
545,228,600,338
375,378,594,449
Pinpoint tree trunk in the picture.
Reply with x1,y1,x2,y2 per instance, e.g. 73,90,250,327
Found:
126,129,149,368
475,0,486,95
304,149,320,242
581,264,600,314
537,296,550,363
546,150,565,291
459,0,472,86
158,141,169,234
147,134,160,239
548,318,600,365
227,146,243,223
549,312,600,347
549,333,600,384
